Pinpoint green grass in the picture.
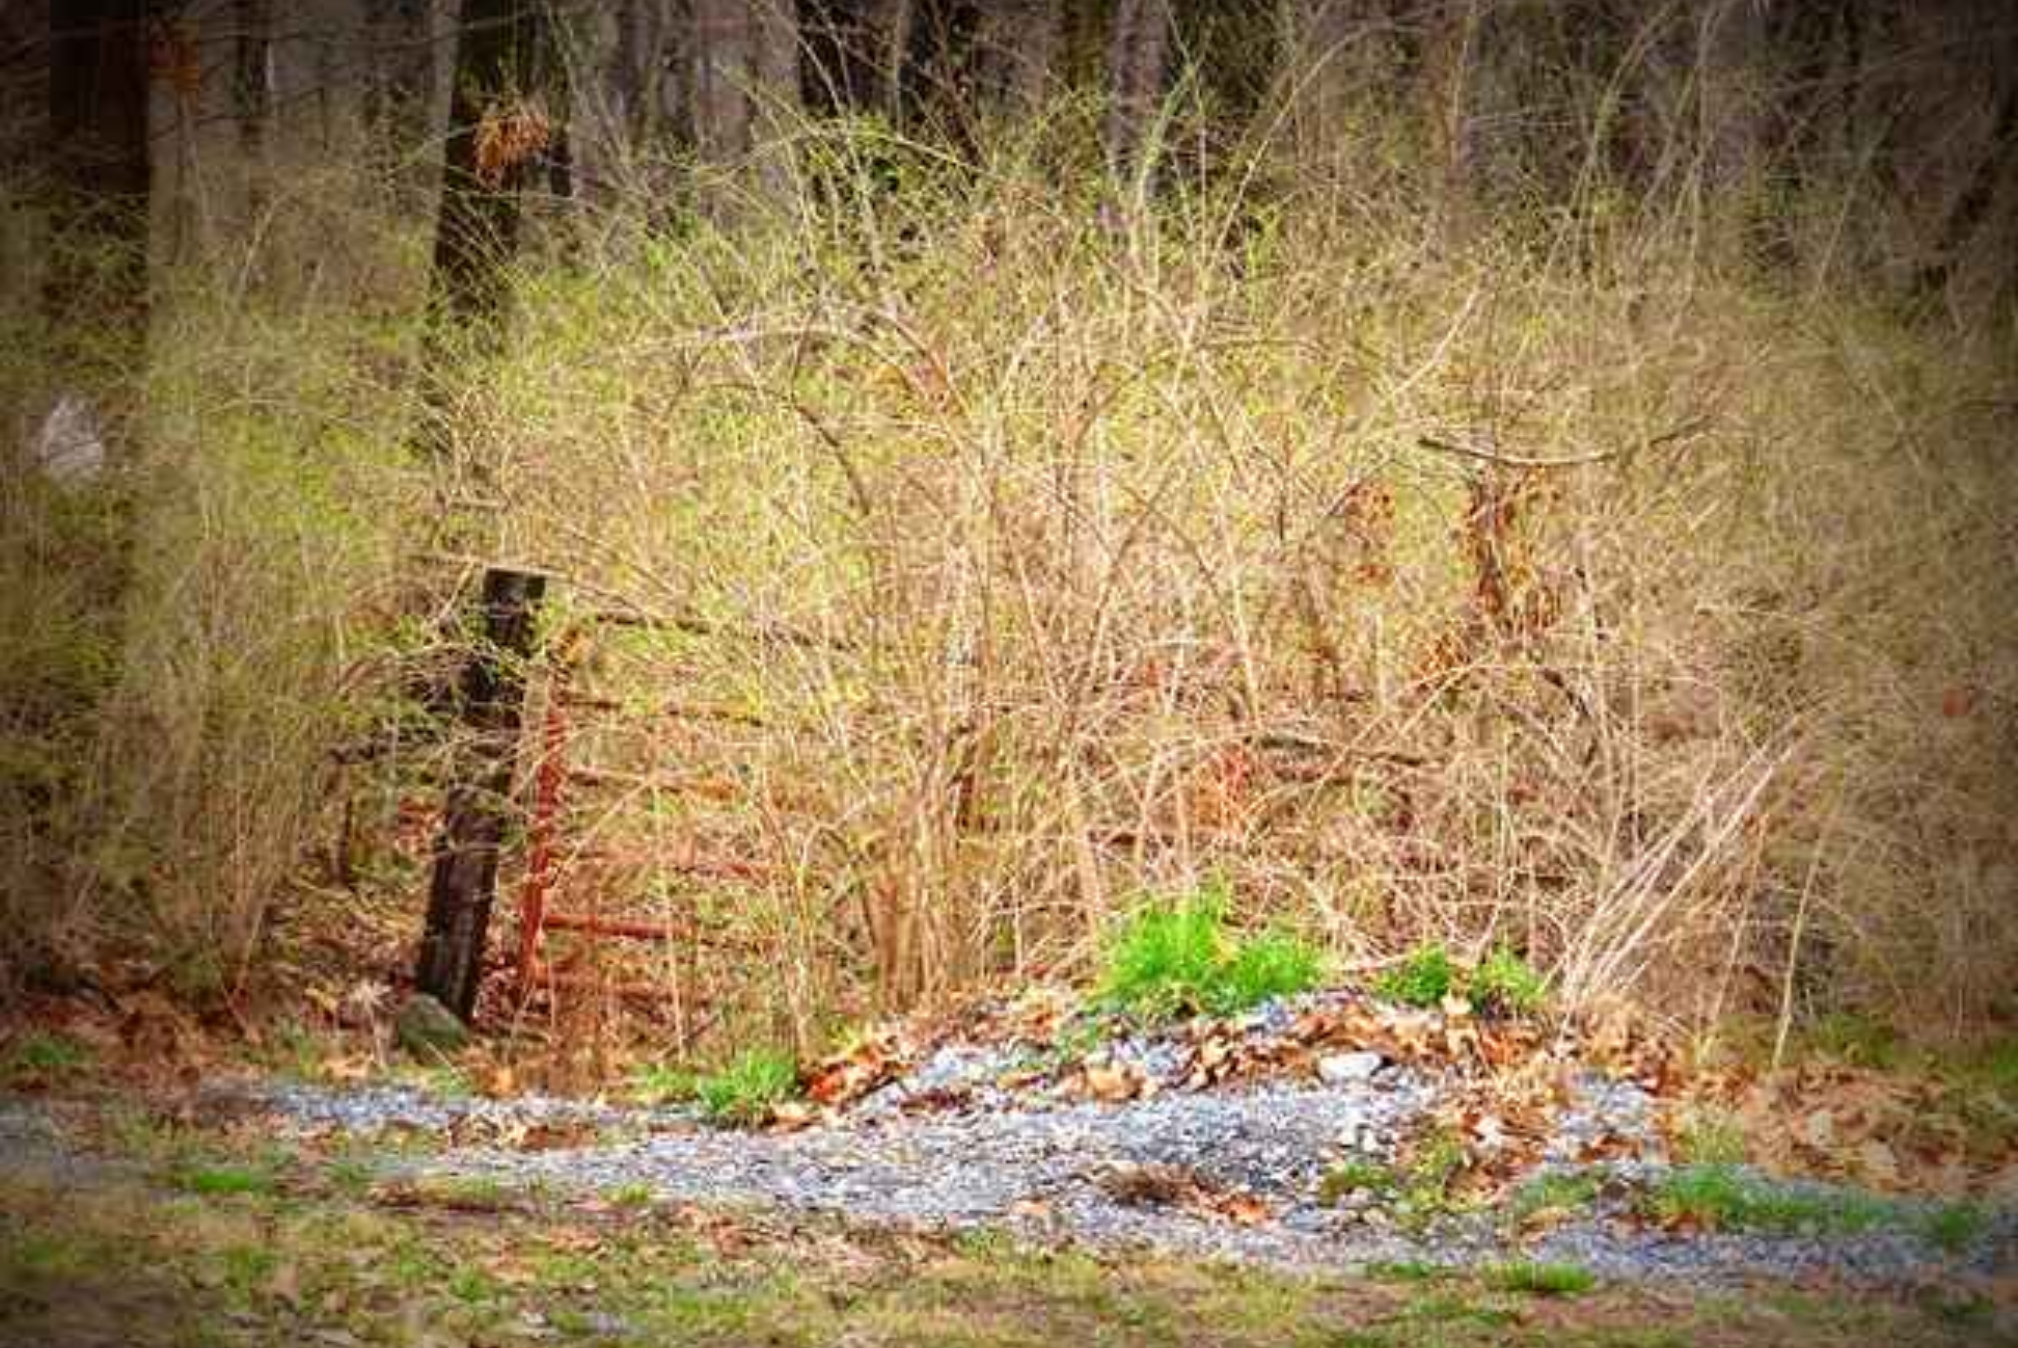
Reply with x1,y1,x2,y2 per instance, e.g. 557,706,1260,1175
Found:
1922,1202,1988,1255
1643,1165,1895,1236
1374,945,1548,1017
1394,1129,1470,1228
1319,1159,1397,1205
1374,946,1457,1008
1101,884,1323,1021
1672,1109,1749,1167
0,1031,93,1086
1506,1170,1604,1225
169,1162,282,1198
1487,1261,1597,1297
0,1154,1997,1348
629,1060,701,1105
1471,947,1548,1016
610,1181,657,1209
694,1047,800,1126
1361,1259,1450,1284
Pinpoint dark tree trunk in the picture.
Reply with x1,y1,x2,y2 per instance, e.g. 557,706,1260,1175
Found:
974,0,1058,116
689,0,800,208
415,568,547,1022
1104,0,1172,181
430,0,551,326
45,0,150,354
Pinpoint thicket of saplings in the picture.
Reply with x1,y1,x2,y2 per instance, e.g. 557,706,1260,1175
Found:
2,91,2011,1075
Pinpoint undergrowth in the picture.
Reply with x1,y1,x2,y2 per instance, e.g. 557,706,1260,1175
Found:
4,81,2013,1072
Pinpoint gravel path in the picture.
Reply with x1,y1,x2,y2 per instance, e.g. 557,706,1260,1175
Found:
203,1056,2018,1295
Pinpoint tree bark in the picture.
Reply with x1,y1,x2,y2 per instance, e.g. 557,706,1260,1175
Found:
565,0,689,210
1103,0,1172,182
1414,0,1483,244
430,0,550,327
689,0,800,209
974,0,1058,117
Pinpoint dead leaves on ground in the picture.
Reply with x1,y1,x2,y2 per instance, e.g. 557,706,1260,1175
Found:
1670,1058,2017,1197
1097,1163,1273,1226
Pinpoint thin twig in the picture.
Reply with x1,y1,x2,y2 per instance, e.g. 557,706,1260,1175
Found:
1415,418,1710,469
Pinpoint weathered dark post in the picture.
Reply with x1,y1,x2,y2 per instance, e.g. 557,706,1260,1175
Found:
415,567,547,1021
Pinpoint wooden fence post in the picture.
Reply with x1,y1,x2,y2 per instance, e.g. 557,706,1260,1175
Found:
415,566,547,1021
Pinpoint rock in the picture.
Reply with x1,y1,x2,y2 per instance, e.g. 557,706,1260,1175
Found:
1317,1051,1385,1085
31,393,106,485
395,993,469,1058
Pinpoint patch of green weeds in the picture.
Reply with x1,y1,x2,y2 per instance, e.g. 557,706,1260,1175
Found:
1488,1260,1596,1297
610,1181,656,1209
1374,943,1549,1016
1216,929,1325,1014
1101,883,1323,1021
255,1018,329,1081
1472,946,1548,1016
1318,1158,1396,1206
170,1161,281,1198
1397,1291,1519,1328
1374,945,1457,1008
410,1174,520,1210
694,1047,800,1126
1362,1259,1449,1284
1507,1169,1603,1225
324,1156,376,1197
1673,1108,1749,1166
629,1059,700,1105
1394,1128,1470,1229
1922,1201,1988,1254
1644,1165,1894,1236
0,1031,92,1087
1804,1012,1902,1069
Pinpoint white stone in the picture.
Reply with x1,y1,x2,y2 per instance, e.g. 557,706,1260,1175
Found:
1316,1050,1385,1085
31,393,106,484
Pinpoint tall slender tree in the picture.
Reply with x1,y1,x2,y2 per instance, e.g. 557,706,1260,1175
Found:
46,0,149,357
689,0,800,207
430,0,552,327
1104,0,1173,183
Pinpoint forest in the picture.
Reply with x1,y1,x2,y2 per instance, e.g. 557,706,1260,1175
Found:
2,3,2016,1345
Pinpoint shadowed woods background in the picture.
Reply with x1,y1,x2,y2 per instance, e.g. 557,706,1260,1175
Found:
1,0,2014,1070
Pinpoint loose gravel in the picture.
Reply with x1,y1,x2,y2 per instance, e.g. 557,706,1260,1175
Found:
191,1050,2018,1295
